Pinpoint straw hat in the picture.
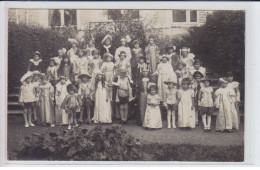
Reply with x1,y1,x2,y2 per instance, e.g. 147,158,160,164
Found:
20,72,33,83
34,51,41,56
68,38,79,45
148,82,157,91
181,47,190,52
161,54,170,61
78,71,92,79
49,58,57,65
32,70,41,75
219,78,228,84
164,78,177,85
103,52,113,60
101,35,112,45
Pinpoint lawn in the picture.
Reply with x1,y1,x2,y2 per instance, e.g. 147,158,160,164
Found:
7,115,244,161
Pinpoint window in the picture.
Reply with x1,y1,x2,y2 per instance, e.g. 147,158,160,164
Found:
48,9,77,27
172,10,186,22
190,10,197,22
107,9,139,20
49,9,61,27
64,9,77,26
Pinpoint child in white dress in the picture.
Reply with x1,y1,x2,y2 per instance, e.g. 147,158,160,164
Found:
143,83,162,129
115,51,131,77
226,71,241,123
78,72,94,124
163,79,178,128
175,61,190,89
153,55,177,101
67,38,78,63
177,78,196,129
93,71,112,124
38,74,55,127
73,49,90,83
46,58,59,86
55,76,71,125
189,59,206,78
19,72,36,127
101,53,115,104
31,71,41,123
198,78,214,131
90,49,102,86
215,78,239,132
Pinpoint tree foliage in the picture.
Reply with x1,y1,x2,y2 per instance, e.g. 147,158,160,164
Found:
182,11,245,83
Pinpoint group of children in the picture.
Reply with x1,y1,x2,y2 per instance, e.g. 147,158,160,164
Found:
18,35,241,132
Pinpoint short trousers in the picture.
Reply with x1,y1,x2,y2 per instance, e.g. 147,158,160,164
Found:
82,97,93,107
200,107,214,116
167,104,178,111
24,102,34,108
118,96,129,104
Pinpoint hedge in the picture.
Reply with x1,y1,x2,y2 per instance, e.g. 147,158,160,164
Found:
8,21,71,89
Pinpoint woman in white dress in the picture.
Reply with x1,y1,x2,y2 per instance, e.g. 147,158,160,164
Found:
177,78,196,129
179,47,195,72
153,55,177,101
143,83,162,129
93,71,112,124
67,38,79,63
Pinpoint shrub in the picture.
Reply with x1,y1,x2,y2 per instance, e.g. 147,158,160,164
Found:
10,125,143,161
181,11,245,83
8,21,71,89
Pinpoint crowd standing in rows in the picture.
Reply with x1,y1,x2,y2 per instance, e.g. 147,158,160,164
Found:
19,35,241,132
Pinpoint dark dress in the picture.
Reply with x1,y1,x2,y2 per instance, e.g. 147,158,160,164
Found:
28,59,43,72
171,53,180,71
136,74,152,125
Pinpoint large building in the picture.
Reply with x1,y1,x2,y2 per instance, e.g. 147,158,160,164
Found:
8,9,213,37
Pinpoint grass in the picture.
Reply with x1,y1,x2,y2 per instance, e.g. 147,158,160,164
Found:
141,143,244,162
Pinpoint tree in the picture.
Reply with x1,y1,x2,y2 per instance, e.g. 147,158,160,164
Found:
182,11,245,83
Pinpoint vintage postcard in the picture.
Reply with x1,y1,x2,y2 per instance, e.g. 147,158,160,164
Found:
1,1,257,166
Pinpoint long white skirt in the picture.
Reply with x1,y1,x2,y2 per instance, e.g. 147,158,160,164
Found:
143,105,162,129
93,83,112,123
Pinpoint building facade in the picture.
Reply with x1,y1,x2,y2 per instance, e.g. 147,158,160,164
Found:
8,9,213,37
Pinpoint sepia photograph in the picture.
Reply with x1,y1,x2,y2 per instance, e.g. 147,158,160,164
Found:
6,7,245,162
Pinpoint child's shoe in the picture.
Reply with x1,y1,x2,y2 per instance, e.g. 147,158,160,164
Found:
68,125,71,130
24,123,29,128
29,122,35,127
167,125,171,129
74,124,79,127
172,125,176,129
50,124,55,127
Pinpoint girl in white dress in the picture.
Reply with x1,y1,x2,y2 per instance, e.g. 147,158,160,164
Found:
46,58,59,85
90,49,102,86
67,38,78,63
101,53,115,103
215,78,239,132
226,71,241,123
177,78,196,129
93,71,112,124
143,83,162,129
55,76,71,125
153,55,177,101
